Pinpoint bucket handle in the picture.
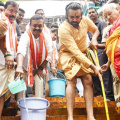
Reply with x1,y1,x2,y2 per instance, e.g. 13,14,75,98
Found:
47,71,66,82
17,100,50,110
57,72,66,81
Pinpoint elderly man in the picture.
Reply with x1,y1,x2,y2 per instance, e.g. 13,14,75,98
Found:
15,14,52,100
0,1,19,119
103,3,120,107
58,2,102,120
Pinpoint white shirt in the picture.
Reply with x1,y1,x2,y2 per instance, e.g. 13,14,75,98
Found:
52,40,58,60
102,25,112,43
17,31,53,70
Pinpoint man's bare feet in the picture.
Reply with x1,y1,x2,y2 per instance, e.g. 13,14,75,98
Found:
87,117,96,120
87,118,96,120
68,116,73,120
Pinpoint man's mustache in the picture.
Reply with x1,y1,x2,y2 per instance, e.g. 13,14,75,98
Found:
9,15,15,19
33,29,41,32
90,15,94,18
71,22,79,24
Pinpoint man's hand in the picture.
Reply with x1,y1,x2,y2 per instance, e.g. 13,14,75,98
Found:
15,66,24,79
102,48,106,54
93,66,103,76
101,63,110,72
90,64,103,81
90,29,99,50
35,69,44,78
90,38,98,50
5,55,14,69
51,67,57,73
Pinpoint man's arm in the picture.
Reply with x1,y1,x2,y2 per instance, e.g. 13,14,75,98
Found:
39,60,48,69
86,17,99,50
35,60,48,78
90,64,103,81
15,53,24,78
97,43,105,48
90,29,99,50
15,32,29,78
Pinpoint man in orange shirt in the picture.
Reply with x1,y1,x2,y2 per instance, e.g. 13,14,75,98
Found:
58,2,102,120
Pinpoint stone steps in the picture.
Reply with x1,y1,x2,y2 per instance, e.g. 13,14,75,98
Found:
2,95,120,120
46,107,120,116
2,114,120,120
49,101,116,108
45,96,103,102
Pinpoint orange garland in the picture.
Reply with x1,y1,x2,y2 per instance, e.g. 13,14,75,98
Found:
27,28,47,85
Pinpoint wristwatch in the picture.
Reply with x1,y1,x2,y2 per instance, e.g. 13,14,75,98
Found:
39,66,44,70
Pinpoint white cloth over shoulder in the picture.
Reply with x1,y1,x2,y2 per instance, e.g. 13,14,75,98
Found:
0,13,17,65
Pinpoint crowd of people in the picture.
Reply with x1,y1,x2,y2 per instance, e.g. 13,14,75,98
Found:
0,0,120,120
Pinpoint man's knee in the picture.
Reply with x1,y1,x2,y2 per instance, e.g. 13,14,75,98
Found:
67,77,77,88
82,74,93,86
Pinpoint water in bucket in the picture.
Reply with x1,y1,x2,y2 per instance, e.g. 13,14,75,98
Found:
23,90,30,120
18,97,50,120
48,72,66,97
48,71,65,80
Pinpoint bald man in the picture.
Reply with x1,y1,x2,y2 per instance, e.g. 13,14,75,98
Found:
103,3,120,107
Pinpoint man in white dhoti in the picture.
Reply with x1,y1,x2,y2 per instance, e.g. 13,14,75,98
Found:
0,1,19,119
15,14,52,100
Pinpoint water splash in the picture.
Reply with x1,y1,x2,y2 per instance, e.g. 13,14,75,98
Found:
23,90,30,120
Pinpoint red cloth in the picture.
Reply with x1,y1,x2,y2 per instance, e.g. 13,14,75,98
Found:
109,15,120,36
114,48,120,79
108,15,120,79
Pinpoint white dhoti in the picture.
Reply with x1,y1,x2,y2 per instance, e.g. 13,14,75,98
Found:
0,64,15,101
110,64,120,107
34,75,43,98
76,78,84,97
